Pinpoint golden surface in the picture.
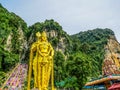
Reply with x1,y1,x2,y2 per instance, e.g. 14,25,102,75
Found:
27,31,55,90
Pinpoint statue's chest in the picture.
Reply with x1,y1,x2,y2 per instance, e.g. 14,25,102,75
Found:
38,43,49,51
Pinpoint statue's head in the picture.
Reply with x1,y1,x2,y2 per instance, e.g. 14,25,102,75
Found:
41,31,47,41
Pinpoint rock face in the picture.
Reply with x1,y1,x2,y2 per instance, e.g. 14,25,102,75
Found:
49,30,70,55
5,33,12,51
17,27,28,61
47,30,58,37
102,36,120,75
3,27,28,61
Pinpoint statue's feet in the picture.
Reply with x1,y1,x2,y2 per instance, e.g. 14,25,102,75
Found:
44,88,48,90
41,87,47,90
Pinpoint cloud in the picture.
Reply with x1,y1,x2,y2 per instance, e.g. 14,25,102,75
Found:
1,0,120,42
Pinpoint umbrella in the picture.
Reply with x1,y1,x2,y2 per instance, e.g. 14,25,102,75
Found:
108,83,120,90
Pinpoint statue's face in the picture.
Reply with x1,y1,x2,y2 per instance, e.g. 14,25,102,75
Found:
41,36,47,41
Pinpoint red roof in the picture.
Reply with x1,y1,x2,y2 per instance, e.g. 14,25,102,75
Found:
108,83,120,90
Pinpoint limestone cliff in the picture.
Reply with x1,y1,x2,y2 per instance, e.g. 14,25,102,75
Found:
102,36,120,75
4,27,27,61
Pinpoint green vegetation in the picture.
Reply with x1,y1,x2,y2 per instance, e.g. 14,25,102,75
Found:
0,4,28,87
72,28,114,74
0,3,116,89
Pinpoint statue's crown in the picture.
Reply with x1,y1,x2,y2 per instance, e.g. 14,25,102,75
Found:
41,31,47,37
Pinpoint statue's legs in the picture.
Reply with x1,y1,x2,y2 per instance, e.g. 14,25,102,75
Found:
38,62,50,90
45,61,52,87
38,62,42,90
42,63,48,90
42,63,44,89
33,60,38,88
37,58,51,90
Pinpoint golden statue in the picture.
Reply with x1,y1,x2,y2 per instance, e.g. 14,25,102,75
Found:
27,31,55,90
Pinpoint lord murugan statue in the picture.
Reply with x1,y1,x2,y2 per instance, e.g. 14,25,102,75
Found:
27,31,55,90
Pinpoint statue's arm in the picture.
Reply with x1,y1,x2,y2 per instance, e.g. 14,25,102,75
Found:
49,43,54,57
51,46,54,56
31,43,37,52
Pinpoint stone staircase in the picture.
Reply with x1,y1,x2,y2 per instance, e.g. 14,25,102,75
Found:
2,63,28,90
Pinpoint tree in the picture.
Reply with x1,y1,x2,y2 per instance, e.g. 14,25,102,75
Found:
54,51,66,86
65,52,94,89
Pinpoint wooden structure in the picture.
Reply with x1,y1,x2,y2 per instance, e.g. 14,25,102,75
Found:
85,75,120,89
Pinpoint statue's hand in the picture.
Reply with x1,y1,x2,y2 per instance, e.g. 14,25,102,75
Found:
31,43,37,52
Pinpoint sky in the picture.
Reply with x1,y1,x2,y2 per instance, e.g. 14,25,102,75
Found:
1,0,120,42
